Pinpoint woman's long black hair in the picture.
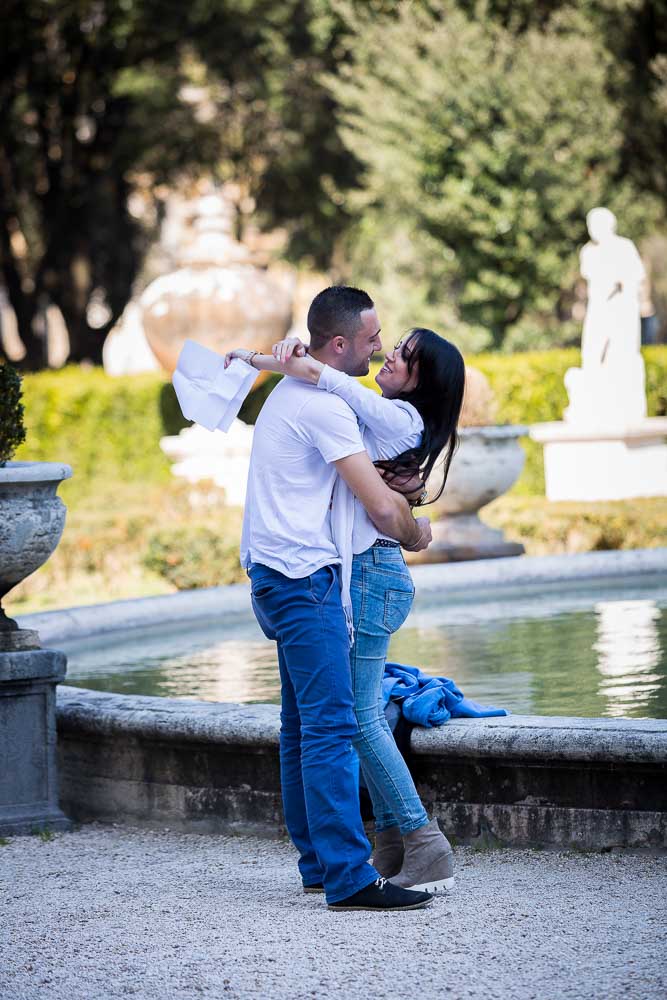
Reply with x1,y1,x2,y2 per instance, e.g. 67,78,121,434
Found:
375,328,465,506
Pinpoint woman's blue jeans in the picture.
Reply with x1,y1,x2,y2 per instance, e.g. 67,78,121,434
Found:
350,545,429,834
249,562,378,904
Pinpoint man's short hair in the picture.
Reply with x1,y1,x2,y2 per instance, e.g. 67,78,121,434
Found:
307,286,374,350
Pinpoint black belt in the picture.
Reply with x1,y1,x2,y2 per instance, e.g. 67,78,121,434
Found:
373,538,400,548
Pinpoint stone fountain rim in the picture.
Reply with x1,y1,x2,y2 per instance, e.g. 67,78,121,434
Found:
0,461,73,484
459,424,528,440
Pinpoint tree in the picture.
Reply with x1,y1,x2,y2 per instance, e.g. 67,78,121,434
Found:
0,0,264,367
330,2,664,350
4,1,664,365
0,0,399,366
193,0,403,266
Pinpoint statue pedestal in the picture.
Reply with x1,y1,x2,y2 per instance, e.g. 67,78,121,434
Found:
406,512,524,563
531,418,667,502
0,649,72,836
160,420,254,507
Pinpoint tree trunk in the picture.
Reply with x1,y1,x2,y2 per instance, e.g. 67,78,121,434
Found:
56,299,105,365
0,260,46,370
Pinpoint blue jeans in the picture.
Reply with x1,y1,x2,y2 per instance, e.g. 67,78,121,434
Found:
249,562,378,903
350,545,429,834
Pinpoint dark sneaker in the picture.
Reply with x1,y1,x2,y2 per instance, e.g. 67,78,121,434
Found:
328,876,432,912
302,882,324,894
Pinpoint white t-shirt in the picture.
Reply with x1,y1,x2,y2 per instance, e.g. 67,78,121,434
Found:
316,366,423,554
240,377,365,578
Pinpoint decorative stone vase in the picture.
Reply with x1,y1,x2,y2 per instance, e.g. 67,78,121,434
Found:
0,461,73,650
409,426,528,563
140,194,293,373
0,460,73,835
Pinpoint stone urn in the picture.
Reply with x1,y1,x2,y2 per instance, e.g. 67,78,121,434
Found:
0,460,73,835
140,193,293,373
0,461,72,648
409,426,528,563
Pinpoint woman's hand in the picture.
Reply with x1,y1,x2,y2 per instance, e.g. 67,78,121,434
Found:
224,348,254,369
376,463,426,506
272,336,308,364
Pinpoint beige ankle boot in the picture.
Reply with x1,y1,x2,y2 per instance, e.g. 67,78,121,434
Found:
372,825,404,878
391,817,455,893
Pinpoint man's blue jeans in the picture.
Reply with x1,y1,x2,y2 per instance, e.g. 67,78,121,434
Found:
350,545,429,834
249,562,378,904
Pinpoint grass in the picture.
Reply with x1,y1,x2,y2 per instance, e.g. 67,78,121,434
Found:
32,826,55,842
484,495,667,556
7,480,667,617
9,479,243,616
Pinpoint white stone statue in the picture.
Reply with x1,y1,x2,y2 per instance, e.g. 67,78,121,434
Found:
564,207,647,427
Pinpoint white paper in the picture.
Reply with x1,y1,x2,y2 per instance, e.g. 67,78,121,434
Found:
172,340,260,433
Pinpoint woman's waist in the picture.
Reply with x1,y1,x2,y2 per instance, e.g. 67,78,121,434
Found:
352,541,410,569
351,505,399,553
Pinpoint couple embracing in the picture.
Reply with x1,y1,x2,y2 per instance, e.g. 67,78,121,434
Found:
227,286,465,912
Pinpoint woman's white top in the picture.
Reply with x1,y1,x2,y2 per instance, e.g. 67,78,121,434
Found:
317,365,423,642
318,365,423,551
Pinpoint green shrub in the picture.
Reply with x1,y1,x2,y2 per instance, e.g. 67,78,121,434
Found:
474,346,667,494
16,367,174,504
144,524,246,590
0,363,26,464
15,346,667,500
8,480,244,612
237,373,281,425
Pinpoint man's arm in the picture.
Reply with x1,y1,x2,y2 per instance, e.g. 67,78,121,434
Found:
334,452,431,551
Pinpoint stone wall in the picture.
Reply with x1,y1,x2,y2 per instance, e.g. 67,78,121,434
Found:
56,686,667,849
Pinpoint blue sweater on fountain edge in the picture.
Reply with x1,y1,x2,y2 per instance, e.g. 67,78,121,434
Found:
382,662,509,728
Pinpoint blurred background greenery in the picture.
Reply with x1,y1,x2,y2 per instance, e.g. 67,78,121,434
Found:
2,0,666,611
9,348,667,613
1,0,666,366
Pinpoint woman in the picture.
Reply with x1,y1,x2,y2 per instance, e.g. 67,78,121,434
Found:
226,328,465,892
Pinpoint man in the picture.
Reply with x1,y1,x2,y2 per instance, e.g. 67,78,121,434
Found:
241,286,433,912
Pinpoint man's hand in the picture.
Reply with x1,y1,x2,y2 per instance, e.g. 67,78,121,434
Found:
272,336,308,364
403,516,432,552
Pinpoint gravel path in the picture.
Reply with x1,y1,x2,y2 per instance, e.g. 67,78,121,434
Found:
1,825,665,1000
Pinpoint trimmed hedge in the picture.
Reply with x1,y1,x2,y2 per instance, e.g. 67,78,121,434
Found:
475,346,667,493
16,367,176,504
16,347,667,499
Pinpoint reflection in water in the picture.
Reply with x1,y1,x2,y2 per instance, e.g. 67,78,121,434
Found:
594,600,662,718
64,616,280,703
63,584,667,719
